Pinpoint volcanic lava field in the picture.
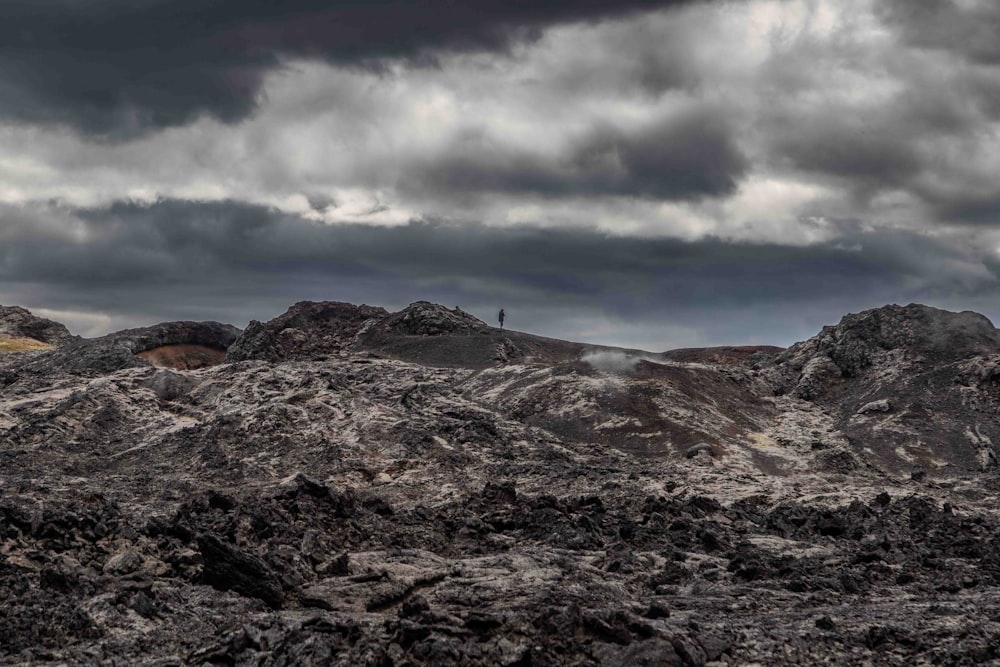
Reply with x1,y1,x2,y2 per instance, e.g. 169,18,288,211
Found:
3,300,1000,665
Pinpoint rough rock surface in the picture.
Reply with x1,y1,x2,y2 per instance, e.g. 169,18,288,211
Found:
225,301,389,363
3,301,1000,665
0,320,240,394
766,303,1000,473
0,305,75,345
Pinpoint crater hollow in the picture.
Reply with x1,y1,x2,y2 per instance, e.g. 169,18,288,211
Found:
136,344,228,370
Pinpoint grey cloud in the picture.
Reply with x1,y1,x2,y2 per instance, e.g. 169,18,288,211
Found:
1,198,997,349
926,193,1000,227
881,0,1000,65
408,108,748,201
0,0,697,138
756,29,1000,221
768,111,922,189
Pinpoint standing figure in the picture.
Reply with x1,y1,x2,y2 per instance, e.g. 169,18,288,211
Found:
498,308,506,330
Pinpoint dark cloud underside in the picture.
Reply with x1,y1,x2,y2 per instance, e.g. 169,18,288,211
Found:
0,0,696,138
1,199,995,347
411,109,748,201
881,0,1000,65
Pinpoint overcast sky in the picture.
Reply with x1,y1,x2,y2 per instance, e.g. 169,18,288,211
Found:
2,0,1000,350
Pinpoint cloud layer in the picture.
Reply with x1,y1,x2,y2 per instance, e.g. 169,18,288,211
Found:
2,199,998,349
0,0,691,138
1,1,1000,346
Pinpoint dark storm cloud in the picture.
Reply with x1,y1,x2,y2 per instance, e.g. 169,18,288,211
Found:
768,112,922,188
1,199,996,347
409,108,748,201
0,0,696,138
761,69,1000,220
881,0,1000,65
927,193,1000,227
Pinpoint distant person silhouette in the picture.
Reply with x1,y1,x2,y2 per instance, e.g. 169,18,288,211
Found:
498,308,505,330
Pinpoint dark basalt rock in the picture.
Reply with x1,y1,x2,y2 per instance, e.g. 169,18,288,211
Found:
794,304,998,376
196,532,285,609
225,300,389,362
7,299,1000,664
685,443,715,459
382,301,488,336
765,304,1000,474
1,320,240,393
772,303,1000,391
0,305,75,346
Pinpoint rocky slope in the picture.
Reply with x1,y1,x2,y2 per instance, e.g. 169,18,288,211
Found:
2,301,1000,665
0,305,75,346
767,304,1000,475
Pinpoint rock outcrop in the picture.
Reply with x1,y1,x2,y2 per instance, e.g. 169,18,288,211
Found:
227,300,589,369
225,301,389,362
766,304,1000,473
1,320,240,393
0,305,75,345
381,301,488,336
773,303,1000,385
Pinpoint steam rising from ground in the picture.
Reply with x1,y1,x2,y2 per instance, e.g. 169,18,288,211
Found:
581,350,661,374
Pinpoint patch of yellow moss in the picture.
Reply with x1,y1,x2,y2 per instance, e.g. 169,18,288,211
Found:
746,432,780,449
0,336,54,353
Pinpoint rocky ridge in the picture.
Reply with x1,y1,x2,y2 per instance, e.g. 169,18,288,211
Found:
767,303,1000,474
0,305,75,346
1,319,240,394
2,301,1000,665
226,301,389,363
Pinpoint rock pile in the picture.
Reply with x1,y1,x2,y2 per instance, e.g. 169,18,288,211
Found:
226,301,388,362
381,302,488,336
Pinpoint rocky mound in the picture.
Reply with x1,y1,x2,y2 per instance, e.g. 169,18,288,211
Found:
767,304,1000,474
227,300,586,369
381,301,488,336
776,304,1000,384
356,302,529,368
225,301,389,363
0,305,75,346
1,320,240,394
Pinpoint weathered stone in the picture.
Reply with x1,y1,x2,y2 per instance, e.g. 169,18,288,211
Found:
685,443,715,459
857,398,893,415
225,301,388,362
103,548,144,575
0,305,75,346
196,532,284,609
